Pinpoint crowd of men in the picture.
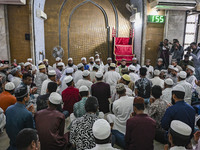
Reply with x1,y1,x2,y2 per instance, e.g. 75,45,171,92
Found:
0,40,200,150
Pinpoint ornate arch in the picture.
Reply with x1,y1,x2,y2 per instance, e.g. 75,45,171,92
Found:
58,0,119,58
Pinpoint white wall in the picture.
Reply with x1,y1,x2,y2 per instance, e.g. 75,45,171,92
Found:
34,0,46,65
0,5,9,61
164,10,186,46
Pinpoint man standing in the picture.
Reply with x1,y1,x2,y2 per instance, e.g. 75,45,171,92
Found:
117,59,128,76
66,58,77,72
129,66,140,83
177,71,192,104
150,70,164,89
170,40,184,64
189,42,200,80
35,64,48,95
81,57,90,70
35,92,68,150
104,63,121,95
186,65,197,92
161,84,195,134
76,70,93,91
161,78,174,104
55,62,64,81
62,76,81,114
104,57,112,72
125,97,156,150
143,59,154,79
135,67,152,104
91,72,111,114
6,86,35,150
95,59,104,73
74,63,84,84
128,57,141,74
40,70,56,95
88,57,95,71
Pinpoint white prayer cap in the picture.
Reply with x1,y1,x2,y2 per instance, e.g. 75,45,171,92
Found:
81,57,86,61
178,71,187,79
82,70,90,77
89,57,94,60
68,58,73,61
48,70,56,76
64,76,73,84
129,65,136,71
95,54,99,57
27,58,32,61
110,63,116,68
172,67,179,72
187,65,195,72
158,58,163,62
132,57,137,60
170,120,192,136
49,92,62,105
24,62,31,67
107,57,112,61
92,119,111,140
56,57,61,61
172,84,185,93
95,59,100,62
66,68,74,74
79,85,89,92
5,82,15,91
164,78,174,86
38,60,43,64
57,62,63,67
154,70,160,76
95,71,103,78
168,65,174,69
77,63,84,69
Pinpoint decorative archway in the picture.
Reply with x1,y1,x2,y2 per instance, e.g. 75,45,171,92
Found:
58,0,119,58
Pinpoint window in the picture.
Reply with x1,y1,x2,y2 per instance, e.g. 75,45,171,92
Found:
184,14,199,49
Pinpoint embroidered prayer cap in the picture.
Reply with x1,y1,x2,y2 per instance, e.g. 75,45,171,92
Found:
82,70,90,77
64,76,73,84
95,71,103,78
39,64,46,70
154,70,160,76
48,70,56,76
122,74,131,82
172,84,185,93
164,78,174,86
178,71,187,79
116,83,125,92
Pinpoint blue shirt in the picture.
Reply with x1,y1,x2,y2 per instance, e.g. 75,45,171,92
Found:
161,101,195,132
5,102,34,149
84,64,90,70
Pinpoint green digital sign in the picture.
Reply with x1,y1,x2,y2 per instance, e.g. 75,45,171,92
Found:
147,15,165,23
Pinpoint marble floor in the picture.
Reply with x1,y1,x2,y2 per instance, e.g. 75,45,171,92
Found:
0,129,164,150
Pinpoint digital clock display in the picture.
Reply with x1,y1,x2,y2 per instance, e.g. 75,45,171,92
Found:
147,15,165,23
